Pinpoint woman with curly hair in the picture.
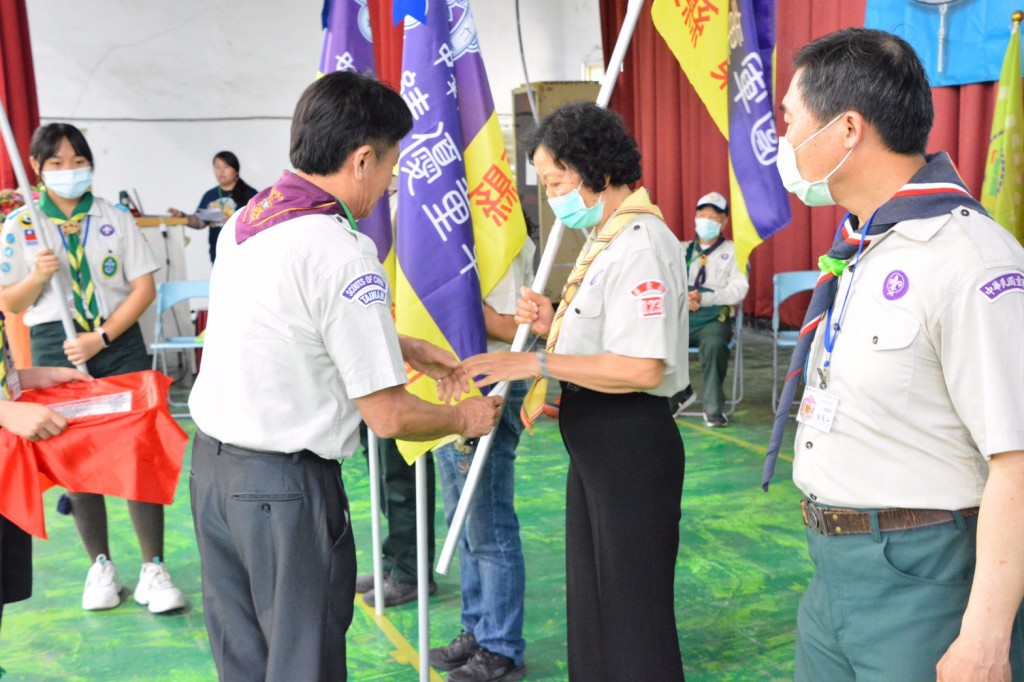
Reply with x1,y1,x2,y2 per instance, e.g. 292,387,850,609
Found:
464,102,688,680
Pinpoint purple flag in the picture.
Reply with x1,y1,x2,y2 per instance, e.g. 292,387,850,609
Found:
319,0,392,264
727,0,791,242
395,0,486,361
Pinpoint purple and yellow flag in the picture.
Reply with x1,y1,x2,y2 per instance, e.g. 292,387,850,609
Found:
981,14,1024,245
319,0,395,272
394,0,527,461
651,0,790,268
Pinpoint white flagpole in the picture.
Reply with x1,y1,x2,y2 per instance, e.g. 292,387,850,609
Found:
367,432,386,616
415,455,430,681
436,0,646,575
0,100,86,373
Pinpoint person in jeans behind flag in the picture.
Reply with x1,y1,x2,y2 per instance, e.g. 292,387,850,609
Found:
463,101,688,681
0,123,186,615
670,191,748,427
763,28,1024,681
430,236,535,682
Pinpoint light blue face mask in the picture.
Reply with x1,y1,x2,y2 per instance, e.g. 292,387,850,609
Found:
43,167,93,200
695,217,723,242
547,182,605,230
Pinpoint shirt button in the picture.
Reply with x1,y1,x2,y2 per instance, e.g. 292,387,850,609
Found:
574,308,581,314
961,209,970,216
805,441,814,449
810,493,818,501
872,335,878,344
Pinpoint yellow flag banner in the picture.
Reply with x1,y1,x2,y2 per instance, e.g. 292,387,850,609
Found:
981,15,1024,245
650,0,729,137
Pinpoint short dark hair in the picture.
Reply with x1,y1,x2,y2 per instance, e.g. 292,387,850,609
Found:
527,102,642,192
794,28,933,155
213,151,240,173
30,123,94,168
290,71,413,175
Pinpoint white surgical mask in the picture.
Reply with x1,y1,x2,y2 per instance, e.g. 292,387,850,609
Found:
43,167,93,200
776,113,854,207
695,218,722,242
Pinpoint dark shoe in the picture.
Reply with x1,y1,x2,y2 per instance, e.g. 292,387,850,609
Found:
447,648,526,682
362,574,437,607
354,571,385,594
429,631,480,671
704,412,729,428
671,385,696,418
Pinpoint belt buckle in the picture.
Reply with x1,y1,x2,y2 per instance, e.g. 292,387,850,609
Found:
802,500,827,535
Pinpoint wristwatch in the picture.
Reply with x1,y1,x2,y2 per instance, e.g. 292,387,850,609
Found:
95,326,111,347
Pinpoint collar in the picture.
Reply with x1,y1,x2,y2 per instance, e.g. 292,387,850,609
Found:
234,171,342,244
38,192,94,222
869,152,985,231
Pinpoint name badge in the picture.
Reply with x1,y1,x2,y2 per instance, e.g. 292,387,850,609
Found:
796,385,839,433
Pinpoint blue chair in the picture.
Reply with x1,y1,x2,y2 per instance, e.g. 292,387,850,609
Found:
771,270,820,412
678,302,744,417
150,280,209,410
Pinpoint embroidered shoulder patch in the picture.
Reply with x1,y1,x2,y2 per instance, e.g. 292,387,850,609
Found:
979,272,1024,302
630,280,667,318
342,272,388,307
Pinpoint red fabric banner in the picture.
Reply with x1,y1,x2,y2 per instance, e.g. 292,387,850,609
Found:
0,370,188,539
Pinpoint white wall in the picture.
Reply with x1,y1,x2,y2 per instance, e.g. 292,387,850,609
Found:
26,0,603,280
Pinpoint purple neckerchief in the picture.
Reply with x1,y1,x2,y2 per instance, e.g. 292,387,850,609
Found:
235,170,340,244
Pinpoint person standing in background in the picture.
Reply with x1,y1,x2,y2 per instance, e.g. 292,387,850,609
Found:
168,151,258,264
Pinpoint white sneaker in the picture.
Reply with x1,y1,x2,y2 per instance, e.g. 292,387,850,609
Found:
82,554,123,611
133,558,186,614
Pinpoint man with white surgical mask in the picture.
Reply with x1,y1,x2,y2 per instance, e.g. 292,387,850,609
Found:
764,28,1024,682
670,192,748,427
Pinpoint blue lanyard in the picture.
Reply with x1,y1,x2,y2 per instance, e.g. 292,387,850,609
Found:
55,215,91,251
820,211,876,381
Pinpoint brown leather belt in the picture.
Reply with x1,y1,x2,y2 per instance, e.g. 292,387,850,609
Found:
801,499,979,537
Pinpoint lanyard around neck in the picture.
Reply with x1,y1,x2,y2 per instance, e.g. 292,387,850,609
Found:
820,211,876,382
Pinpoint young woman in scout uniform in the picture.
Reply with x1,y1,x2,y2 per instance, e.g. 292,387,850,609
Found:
0,123,185,614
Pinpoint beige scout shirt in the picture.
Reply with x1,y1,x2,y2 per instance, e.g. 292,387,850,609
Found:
188,212,407,460
0,198,159,327
554,213,690,397
794,207,1024,510
681,239,749,306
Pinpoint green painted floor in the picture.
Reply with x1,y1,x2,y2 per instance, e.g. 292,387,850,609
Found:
0,331,807,681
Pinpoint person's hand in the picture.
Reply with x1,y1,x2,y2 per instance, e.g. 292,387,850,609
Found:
463,351,539,388
514,287,555,337
63,332,105,367
167,207,185,218
454,395,503,438
688,289,701,312
937,632,1011,681
0,401,68,441
32,248,61,285
402,336,471,402
19,366,92,390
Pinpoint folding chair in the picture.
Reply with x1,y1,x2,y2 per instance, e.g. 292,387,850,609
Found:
150,280,209,411
679,302,744,417
771,270,820,412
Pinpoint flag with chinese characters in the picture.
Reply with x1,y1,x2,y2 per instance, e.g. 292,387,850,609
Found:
651,0,790,268
318,0,395,273
981,17,1024,245
394,0,527,462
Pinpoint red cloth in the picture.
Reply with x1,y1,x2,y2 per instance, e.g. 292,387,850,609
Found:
0,370,188,539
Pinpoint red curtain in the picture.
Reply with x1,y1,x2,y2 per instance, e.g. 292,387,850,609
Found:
0,0,39,366
600,0,999,322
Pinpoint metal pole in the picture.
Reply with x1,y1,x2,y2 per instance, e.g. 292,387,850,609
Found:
0,100,86,373
367,432,386,616
436,0,646,575
415,455,430,681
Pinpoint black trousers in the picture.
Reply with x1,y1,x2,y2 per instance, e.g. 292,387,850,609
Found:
0,515,32,633
191,431,355,681
559,385,686,682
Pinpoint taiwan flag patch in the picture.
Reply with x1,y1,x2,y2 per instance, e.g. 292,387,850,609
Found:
24,228,37,245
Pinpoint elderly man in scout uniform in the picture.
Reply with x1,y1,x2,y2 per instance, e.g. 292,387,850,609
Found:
764,28,1024,682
